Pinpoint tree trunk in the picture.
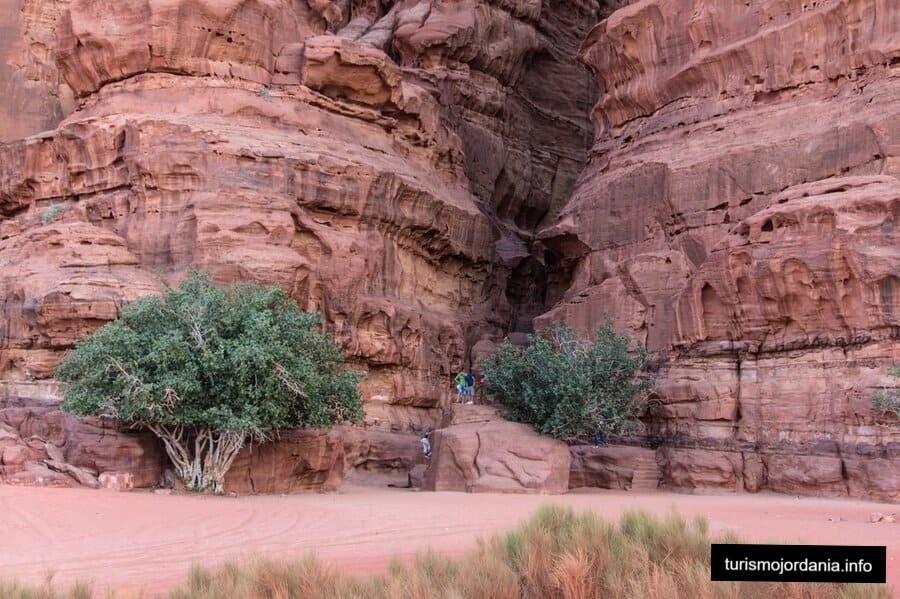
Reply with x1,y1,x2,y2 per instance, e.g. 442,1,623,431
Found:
147,425,247,492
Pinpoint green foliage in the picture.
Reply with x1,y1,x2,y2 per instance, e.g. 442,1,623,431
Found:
873,366,900,418
41,203,70,225
57,271,363,434
480,323,652,438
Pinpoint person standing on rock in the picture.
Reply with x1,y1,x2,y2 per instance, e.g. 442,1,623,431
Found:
476,373,486,403
465,371,475,403
420,427,432,460
455,371,467,403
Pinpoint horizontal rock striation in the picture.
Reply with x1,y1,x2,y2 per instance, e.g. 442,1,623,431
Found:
539,0,900,500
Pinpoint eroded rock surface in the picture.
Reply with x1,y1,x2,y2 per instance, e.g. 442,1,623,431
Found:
539,0,900,500
225,428,345,493
0,0,73,142
0,395,165,487
4,0,898,501
0,0,606,440
0,394,362,493
423,406,570,493
569,445,659,491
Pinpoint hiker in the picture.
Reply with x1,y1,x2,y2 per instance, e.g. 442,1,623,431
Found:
455,371,467,402
465,371,475,403
593,428,608,447
420,427,432,459
476,373,486,402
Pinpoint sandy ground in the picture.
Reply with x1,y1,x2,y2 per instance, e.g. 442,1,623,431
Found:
1,484,898,595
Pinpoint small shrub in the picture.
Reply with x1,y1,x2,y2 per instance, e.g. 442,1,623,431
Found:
873,366,900,418
41,203,70,225
480,322,653,439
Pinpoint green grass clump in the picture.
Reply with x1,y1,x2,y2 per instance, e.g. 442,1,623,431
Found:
873,366,900,417
1,505,892,598
40,203,70,225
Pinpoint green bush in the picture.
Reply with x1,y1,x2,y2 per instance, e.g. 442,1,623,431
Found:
41,203,70,225
57,270,363,492
480,323,653,438
873,366,900,418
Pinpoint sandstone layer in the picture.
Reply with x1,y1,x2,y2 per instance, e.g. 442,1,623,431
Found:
224,428,346,493
569,444,659,491
538,0,900,500
0,392,400,493
0,0,606,442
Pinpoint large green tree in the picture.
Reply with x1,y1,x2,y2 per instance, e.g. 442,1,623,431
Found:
480,323,653,439
57,271,363,492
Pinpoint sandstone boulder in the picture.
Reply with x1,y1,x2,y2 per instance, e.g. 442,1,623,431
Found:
422,420,570,494
98,471,135,492
0,398,165,486
5,462,76,487
44,458,100,488
408,463,426,489
764,454,848,498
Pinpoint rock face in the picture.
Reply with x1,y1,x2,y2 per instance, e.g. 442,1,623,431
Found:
0,0,74,142
423,406,570,493
538,0,900,500
0,0,606,438
340,425,423,486
0,394,359,493
0,395,165,487
569,445,659,491
224,428,345,494
2,0,898,501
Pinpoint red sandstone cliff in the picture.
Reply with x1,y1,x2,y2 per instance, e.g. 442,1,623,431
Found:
1,0,898,500
539,0,900,500
0,0,603,436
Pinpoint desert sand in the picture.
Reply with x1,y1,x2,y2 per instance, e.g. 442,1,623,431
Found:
1,485,898,595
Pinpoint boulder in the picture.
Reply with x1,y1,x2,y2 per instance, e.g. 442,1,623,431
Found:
44,458,100,488
98,471,135,492
0,398,165,488
63,420,165,489
5,462,75,487
408,464,426,489
765,454,848,498
659,448,744,492
423,420,570,494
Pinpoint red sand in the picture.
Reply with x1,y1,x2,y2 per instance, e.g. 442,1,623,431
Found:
1,484,898,595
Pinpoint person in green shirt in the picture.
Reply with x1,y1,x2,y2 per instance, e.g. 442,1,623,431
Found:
454,372,467,403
